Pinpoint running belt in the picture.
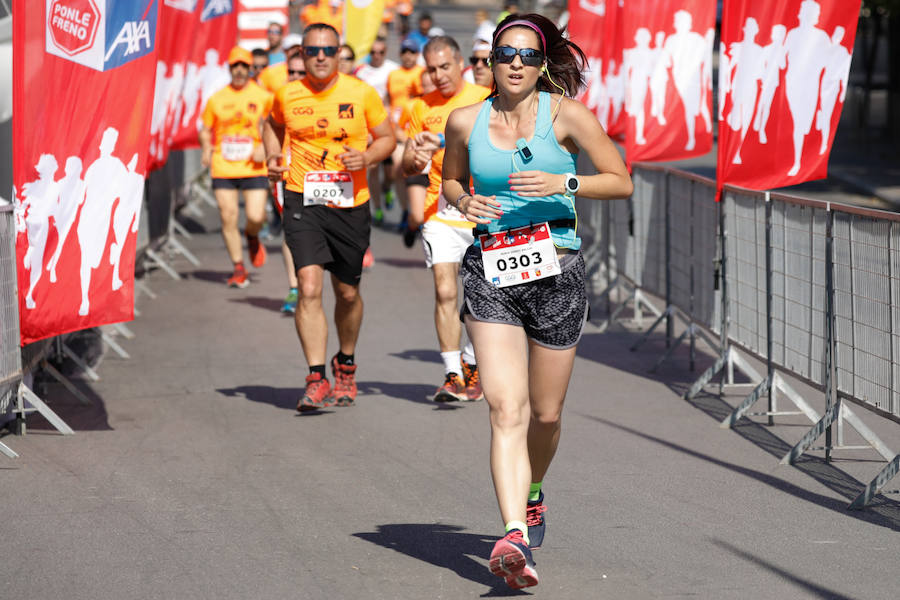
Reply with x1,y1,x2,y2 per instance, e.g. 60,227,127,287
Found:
468,91,580,250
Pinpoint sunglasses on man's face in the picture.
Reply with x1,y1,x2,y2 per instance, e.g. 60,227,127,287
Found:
288,69,306,76
303,45,339,57
469,56,489,67
491,46,544,67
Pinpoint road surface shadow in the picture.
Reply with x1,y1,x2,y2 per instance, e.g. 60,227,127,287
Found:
228,296,285,314
217,385,299,411
376,257,427,269
579,413,900,532
357,381,463,409
354,523,529,596
389,348,442,364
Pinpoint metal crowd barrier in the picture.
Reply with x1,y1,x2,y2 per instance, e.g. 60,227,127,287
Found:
598,165,900,509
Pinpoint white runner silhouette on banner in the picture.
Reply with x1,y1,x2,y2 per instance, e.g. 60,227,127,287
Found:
717,0,860,190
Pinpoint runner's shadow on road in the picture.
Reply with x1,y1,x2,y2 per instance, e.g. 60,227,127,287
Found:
217,385,299,411
389,349,442,364
228,296,285,314
187,270,231,285
353,523,529,596
357,381,461,409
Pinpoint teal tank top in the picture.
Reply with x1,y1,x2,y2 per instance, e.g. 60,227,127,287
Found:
468,91,580,250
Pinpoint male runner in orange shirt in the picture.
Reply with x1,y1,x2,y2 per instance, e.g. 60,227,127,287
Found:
263,23,395,411
402,36,489,402
259,34,303,94
200,46,274,288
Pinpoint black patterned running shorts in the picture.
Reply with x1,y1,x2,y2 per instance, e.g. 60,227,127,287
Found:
460,245,589,349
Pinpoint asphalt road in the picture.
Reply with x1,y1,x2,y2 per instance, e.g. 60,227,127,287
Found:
2,197,899,599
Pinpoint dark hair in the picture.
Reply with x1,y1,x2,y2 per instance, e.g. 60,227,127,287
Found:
268,22,283,32
419,12,432,22
340,44,356,60
251,48,268,58
423,35,461,59
303,22,340,45
491,13,586,98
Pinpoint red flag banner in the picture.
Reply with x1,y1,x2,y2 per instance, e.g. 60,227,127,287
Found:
717,0,860,189
622,0,714,164
568,0,626,137
13,0,160,344
148,1,237,170
237,0,289,51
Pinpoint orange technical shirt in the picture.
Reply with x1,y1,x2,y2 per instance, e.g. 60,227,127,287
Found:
270,73,388,207
387,65,424,118
259,63,288,94
201,81,273,179
407,81,489,226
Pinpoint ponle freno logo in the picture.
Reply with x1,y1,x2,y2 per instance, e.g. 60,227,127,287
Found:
46,0,158,72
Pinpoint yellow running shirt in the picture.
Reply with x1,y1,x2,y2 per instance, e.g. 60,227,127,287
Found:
270,73,388,207
201,81,273,179
387,65,424,120
407,81,489,226
259,63,288,94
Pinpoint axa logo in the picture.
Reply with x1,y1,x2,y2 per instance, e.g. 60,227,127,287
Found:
424,115,442,126
46,0,158,72
292,106,314,116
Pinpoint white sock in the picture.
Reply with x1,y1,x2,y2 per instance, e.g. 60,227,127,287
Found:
441,351,462,375
461,342,476,366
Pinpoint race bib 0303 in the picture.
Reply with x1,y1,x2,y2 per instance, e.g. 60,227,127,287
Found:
479,222,561,288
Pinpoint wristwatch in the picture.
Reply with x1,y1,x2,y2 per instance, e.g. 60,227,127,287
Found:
564,173,580,195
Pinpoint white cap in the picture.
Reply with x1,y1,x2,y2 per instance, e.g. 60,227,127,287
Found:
473,40,491,53
282,33,303,50
428,26,445,37
474,21,496,45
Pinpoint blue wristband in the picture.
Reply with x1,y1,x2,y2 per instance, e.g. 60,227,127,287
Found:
437,133,445,148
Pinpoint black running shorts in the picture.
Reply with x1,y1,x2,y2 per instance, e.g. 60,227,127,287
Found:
283,190,371,286
405,174,429,187
212,176,269,190
460,245,589,349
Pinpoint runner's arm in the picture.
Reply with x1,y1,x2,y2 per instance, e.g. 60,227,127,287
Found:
199,126,213,168
262,116,287,181
364,119,396,168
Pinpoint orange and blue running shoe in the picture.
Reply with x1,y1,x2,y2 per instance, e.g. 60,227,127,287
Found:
526,492,547,549
489,529,538,589
432,372,466,402
461,360,484,402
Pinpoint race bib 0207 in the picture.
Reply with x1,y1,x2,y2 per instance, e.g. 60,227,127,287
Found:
479,222,561,288
303,171,355,208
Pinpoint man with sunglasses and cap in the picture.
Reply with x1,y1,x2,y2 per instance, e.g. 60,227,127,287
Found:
463,39,494,88
200,46,274,288
401,35,489,403
259,33,305,94
263,23,396,411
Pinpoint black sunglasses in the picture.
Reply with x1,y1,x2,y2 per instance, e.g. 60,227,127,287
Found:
492,46,544,67
288,69,306,76
469,56,489,67
303,45,339,57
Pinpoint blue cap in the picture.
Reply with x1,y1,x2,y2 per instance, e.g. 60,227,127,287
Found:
401,38,420,53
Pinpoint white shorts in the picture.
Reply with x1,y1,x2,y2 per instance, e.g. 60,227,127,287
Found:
421,220,474,268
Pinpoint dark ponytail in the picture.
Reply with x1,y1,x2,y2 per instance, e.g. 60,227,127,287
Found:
491,13,587,98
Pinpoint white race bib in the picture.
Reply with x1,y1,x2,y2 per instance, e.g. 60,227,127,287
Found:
480,222,561,288
303,171,355,208
221,135,254,162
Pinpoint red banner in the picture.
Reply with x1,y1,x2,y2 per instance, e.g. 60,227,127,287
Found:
717,0,860,189
622,0,714,164
13,0,160,344
569,0,626,137
237,0,289,51
148,0,237,170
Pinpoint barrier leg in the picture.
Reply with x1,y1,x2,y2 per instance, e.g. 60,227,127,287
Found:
136,279,158,300
112,322,135,340
18,381,76,434
60,343,100,382
165,236,201,267
145,249,182,281
779,399,841,464
0,439,18,458
100,330,130,360
171,218,193,240
630,306,674,351
720,374,772,428
849,454,900,510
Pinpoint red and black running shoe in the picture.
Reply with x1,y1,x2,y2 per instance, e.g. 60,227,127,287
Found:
331,355,358,407
489,529,539,589
297,372,332,412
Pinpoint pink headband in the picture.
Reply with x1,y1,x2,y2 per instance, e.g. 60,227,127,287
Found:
494,20,547,53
